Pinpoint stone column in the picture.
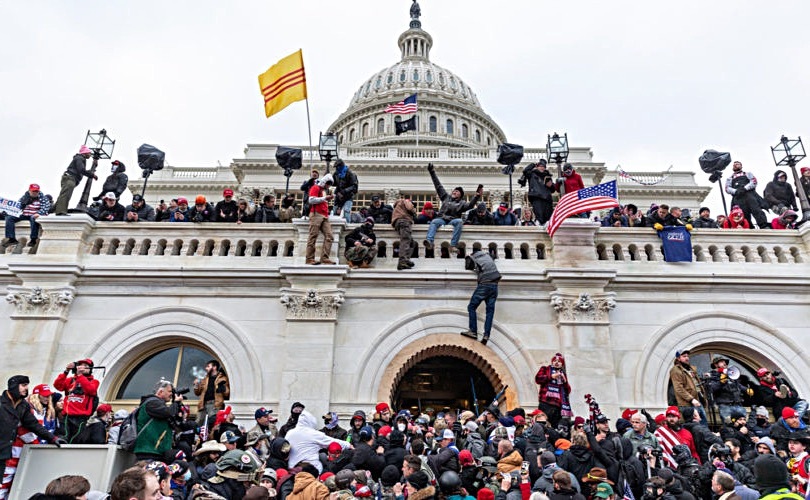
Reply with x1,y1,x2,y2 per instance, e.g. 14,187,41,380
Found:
546,219,621,418
277,266,347,413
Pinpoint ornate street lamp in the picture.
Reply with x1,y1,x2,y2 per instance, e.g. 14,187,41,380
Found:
319,131,339,173
72,129,115,213
771,135,810,221
547,132,569,194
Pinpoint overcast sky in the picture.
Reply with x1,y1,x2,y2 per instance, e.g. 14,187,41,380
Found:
2,1,809,214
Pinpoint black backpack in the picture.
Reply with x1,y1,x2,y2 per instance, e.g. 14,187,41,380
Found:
117,405,153,451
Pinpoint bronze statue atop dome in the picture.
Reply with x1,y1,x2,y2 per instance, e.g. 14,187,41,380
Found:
410,0,421,28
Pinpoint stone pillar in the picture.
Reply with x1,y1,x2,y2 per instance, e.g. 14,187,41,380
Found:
546,220,621,417
278,267,347,413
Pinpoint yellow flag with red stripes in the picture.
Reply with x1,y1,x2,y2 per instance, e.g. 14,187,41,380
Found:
258,49,308,118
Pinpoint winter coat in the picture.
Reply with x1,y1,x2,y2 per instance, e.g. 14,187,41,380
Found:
65,154,94,183
707,371,745,405
665,478,696,500
623,429,661,455
547,487,586,500
321,424,348,441
286,471,330,500
0,391,56,459
763,171,797,210
391,199,416,226
465,250,501,285
771,210,798,229
493,209,517,226
266,437,291,470
53,372,99,417
719,424,755,454
333,167,359,203
465,204,494,225
384,443,407,469
97,169,128,200
214,200,239,222
692,216,717,229
769,417,807,453
367,203,394,224
189,203,215,222
464,431,486,459
193,372,230,412
351,441,386,479
98,202,126,221
497,450,523,474
345,225,377,248
428,168,480,220
532,465,580,495
558,170,585,195
534,366,571,409
669,361,704,407
287,411,350,474
556,446,602,497
125,203,156,222
682,422,723,462
408,486,436,500
601,208,628,227
524,166,555,201
428,445,460,476
134,394,180,457
18,191,51,217
255,204,281,223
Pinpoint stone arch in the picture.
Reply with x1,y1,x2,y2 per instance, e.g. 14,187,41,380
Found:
634,311,810,407
85,306,262,402
352,308,538,409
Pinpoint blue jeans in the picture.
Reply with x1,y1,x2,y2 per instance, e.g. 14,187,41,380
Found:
679,405,708,426
468,283,498,337
5,215,39,240
718,404,746,423
426,218,463,246
332,199,352,223
794,400,809,420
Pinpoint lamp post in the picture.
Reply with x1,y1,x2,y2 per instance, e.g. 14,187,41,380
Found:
319,131,339,174
72,129,115,213
547,132,569,195
771,135,810,222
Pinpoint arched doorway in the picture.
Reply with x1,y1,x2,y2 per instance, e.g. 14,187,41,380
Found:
392,355,495,414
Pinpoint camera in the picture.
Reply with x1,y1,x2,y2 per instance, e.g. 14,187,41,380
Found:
638,445,662,460
192,212,206,223
174,387,190,396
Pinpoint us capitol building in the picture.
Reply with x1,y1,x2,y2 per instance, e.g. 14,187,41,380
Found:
2,5,808,423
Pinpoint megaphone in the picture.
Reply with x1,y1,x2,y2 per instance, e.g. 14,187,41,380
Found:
726,365,741,380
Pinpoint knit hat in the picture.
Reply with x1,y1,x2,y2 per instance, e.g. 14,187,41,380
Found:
573,416,585,427
551,353,565,365
730,408,746,420
454,186,464,197
406,471,429,490
458,449,475,466
756,406,769,418
802,167,810,175
655,468,674,484
376,402,390,413
782,407,799,419
380,465,401,487
615,418,632,435
195,195,206,205
755,454,790,492
177,197,188,205
378,425,392,438
477,489,495,500
464,420,479,433
423,201,434,210
540,451,556,467
555,438,571,450
389,429,405,446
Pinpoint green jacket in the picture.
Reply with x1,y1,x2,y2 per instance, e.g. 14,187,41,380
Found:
759,490,803,500
133,395,178,457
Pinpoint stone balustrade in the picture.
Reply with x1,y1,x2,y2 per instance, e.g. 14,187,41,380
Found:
4,217,809,269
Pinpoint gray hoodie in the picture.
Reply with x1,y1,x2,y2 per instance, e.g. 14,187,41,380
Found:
532,464,580,495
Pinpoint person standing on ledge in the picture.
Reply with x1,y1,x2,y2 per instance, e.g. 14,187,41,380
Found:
460,248,501,346
54,145,98,215
306,174,336,265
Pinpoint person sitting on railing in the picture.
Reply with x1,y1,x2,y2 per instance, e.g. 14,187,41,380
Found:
170,198,190,222
425,163,483,254
344,217,378,269
279,194,300,222
763,170,798,216
721,206,750,229
125,194,156,222
97,192,125,222
771,210,798,230
214,188,238,222
493,202,517,226
465,202,494,226
416,201,437,224
332,160,359,223
2,183,50,248
518,206,539,226
692,207,718,229
601,207,628,228
189,195,215,223
254,195,281,223
366,195,393,225
236,198,254,224
624,204,647,227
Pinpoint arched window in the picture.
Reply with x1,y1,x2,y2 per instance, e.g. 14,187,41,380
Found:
116,345,219,401
349,128,356,141
429,116,437,133
394,116,402,123
400,71,407,83
446,119,454,135
387,73,394,84
487,137,492,146
375,76,382,89
426,71,433,83
450,77,458,90
475,129,481,143
462,124,469,138
362,123,369,137
377,118,385,134
413,69,420,82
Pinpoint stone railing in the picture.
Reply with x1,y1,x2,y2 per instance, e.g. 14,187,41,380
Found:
4,217,809,269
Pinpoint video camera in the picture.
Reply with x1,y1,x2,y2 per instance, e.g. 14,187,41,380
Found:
173,387,191,398
638,444,663,460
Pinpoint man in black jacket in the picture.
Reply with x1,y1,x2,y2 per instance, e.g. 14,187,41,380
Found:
254,195,281,223
125,195,156,222
366,195,393,224
344,217,378,268
98,192,126,221
460,249,501,346
520,160,556,225
54,145,98,215
424,163,483,254
351,425,385,480
332,160,359,222
93,160,128,202
1,375,64,496
214,189,239,222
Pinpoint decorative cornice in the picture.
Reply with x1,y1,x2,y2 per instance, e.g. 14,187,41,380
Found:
280,288,345,321
550,291,616,324
6,286,75,319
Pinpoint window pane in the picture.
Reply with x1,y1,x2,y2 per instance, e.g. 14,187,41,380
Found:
117,347,180,399
177,347,216,396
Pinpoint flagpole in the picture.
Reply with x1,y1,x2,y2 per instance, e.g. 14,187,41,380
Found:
415,96,419,148
305,98,314,170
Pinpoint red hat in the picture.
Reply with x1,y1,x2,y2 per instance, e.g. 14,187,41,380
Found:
665,406,681,417
376,402,390,413
195,195,206,205
214,406,233,427
529,409,547,417
551,353,565,365
573,416,586,427
622,408,638,420
423,201,433,210
756,368,770,378
275,469,289,481
32,384,52,397
319,472,335,482
327,442,342,454
177,197,188,205
801,166,810,175
76,358,94,367
782,407,799,419
513,415,525,426
97,404,113,416
458,449,475,466
555,438,571,450
223,188,234,197
29,184,40,192
378,425,392,438
654,414,666,426
477,489,495,500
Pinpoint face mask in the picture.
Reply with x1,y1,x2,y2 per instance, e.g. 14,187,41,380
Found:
398,423,406,432
182,471,192,481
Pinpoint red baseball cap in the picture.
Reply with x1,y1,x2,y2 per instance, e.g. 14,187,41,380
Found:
223,188,234,197
756,368,770,378
665,406,681,417
29,184,40,192
32,384,52,397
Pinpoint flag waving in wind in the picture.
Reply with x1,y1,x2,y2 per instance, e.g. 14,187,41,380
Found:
384,94,418,114
258,50,308,118
395,116,417,135
546,180,619,238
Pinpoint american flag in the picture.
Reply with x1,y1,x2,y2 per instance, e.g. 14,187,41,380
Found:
384,93,417,114
546,180,619,238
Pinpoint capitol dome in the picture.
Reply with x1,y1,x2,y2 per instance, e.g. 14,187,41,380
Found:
327,10,506,149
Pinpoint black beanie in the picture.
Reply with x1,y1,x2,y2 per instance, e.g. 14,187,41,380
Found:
7,375,29,400
616,418,632,435
381,465,401,487
406,471,429,490
681,407,695,422
454,186,464,197
755,454,790,492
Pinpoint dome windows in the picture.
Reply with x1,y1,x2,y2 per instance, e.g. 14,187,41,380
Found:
413,69,420,82
475,129,481,143
450,77,458,90
438,73,445,86
426,71,433,83
349,128,356,141
429,116,437,133
375,76,382,89
387,73,394,84
446,119,454,135
400,70,406,83
462,124,469,139
364,82,371,96
362,122,369,137
377,118,385,134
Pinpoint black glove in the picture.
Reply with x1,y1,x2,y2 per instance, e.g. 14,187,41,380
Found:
216,382,227,394
427,163,435,172
452,421,462,434
517,176,527,187
53,437,67,447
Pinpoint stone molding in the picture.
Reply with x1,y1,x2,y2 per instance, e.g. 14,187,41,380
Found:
280,288,345,321
5,286,75,319
550,292,616,324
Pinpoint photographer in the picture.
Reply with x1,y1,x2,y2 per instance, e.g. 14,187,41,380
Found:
53,359,100,443
125,194,156,222
134,380,184,461
697,444,755,495
189,195,215,222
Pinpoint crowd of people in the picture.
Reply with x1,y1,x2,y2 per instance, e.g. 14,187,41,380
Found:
3,149,807,252
3,350,810,500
